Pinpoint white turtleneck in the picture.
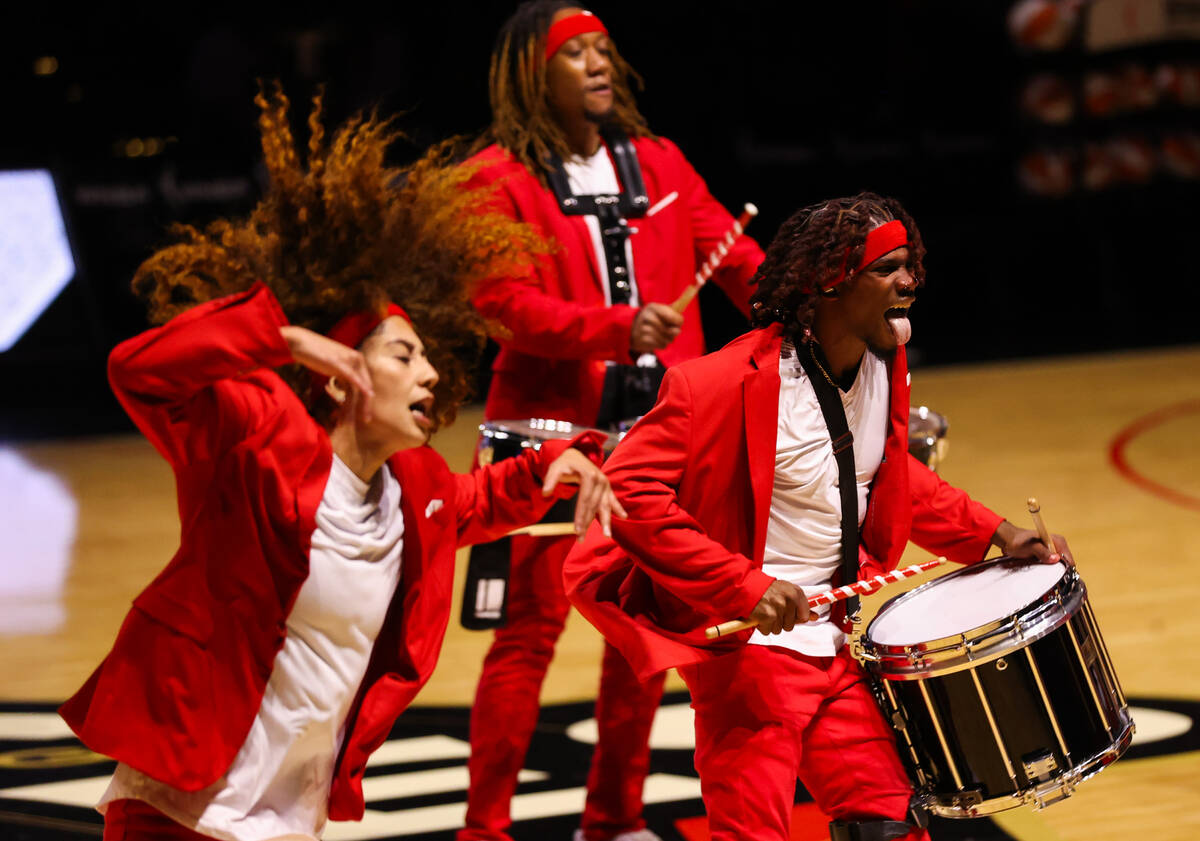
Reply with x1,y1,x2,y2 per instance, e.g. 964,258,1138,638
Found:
100,455,406,841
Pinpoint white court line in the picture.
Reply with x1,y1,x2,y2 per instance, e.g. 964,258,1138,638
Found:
324,773,700,840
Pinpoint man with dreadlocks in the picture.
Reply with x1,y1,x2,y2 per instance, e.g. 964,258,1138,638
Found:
458,4,763,840
57,86,626,841
563,194,1072,841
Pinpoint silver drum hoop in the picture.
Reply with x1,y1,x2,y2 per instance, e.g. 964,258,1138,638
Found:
477,418,620,468
861,559,1084,680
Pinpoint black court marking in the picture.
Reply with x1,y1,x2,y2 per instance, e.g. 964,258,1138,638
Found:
0,694,1194,840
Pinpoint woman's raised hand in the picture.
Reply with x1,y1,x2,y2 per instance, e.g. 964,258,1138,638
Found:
279,326,374,421
540,448,628,539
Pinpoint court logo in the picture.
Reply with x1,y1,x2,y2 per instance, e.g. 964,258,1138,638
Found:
0,694,1195,840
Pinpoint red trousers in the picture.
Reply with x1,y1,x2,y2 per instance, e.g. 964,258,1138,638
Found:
102,799,213,841
459,535,666,841
678,645,929,841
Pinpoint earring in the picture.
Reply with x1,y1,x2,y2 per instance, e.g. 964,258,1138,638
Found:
325,378,347,405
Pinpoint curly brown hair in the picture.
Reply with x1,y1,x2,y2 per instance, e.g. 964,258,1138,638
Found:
482,0,654,180
131,83,546,429
749,192,926,343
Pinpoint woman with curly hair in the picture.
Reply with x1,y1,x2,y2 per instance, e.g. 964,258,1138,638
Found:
58,86,624,841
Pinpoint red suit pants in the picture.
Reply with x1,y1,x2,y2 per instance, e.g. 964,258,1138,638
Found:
459,535,666,841
678,645,928,841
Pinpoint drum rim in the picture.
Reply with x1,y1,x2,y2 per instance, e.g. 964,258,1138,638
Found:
478,418,621,450
861,558,1084,679
907,405,948,436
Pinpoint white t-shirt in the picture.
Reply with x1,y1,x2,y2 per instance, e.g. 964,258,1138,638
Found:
100,455,406,841
747,342,889,657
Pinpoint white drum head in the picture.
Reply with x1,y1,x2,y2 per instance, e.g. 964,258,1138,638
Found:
869,560,1067,646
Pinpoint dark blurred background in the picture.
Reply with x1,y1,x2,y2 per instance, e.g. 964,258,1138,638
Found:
2,0,1197,438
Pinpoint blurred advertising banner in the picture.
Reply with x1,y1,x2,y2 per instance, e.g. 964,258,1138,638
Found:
1087,0,1200,51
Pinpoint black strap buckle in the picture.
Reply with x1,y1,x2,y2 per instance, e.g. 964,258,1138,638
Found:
832,431,854,455
828,818,915,841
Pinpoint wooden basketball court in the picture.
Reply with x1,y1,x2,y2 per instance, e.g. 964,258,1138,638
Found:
1,344,1198,840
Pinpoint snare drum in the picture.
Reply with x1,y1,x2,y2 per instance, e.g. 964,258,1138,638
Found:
908,406,949,471
463,419,620,631
860,558,1133,817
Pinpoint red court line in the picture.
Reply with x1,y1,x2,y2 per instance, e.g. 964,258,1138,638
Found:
1108,399,1200,512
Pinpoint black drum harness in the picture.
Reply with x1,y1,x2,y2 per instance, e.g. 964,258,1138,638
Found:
544,126,664,428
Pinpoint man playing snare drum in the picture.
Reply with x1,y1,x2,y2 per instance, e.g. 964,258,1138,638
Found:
458,4,763,840
564,193,1072,841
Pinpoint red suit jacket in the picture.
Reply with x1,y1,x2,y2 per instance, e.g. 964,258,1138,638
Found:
564,324,1003,682
469,137,764,424
59,284,603,821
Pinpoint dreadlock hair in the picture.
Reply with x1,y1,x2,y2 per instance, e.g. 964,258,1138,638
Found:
483,0,653,180
749,192,926,344
132,83,546,430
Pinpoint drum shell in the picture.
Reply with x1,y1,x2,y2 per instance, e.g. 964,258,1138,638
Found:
477,419,620,523
862,563,1133,817
907,406,949,471
462,419,616,631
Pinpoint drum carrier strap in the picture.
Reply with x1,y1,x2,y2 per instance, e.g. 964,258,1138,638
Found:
796,341,862,623
544,124,649,307
544,126,664,426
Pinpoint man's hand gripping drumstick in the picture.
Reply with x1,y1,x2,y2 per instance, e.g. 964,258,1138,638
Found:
631,204,759,353
989,498,1074,567
705,558,947,640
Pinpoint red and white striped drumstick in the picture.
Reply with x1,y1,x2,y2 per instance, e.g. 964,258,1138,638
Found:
671,203,758,313
704,557,946,639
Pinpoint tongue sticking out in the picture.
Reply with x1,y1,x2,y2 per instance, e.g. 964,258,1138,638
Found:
887,314,911,345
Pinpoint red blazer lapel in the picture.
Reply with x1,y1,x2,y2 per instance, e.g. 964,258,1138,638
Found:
743,325,783,563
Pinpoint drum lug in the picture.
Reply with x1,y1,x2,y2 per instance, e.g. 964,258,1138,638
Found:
1029,772,1078,811
851,635,879,663
950,789,984,813
1022,749,1059,782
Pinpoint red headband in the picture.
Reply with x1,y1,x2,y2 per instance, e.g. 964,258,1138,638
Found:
311,302,411,397
825,219,909,289
325,302,411,350
544,11,608,61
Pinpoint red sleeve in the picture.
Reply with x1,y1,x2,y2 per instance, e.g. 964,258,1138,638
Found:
107,283,294,468
452,430,608,547
906,454,1004,564
468,162,638,362
606,367,774,619
668,139,763,318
